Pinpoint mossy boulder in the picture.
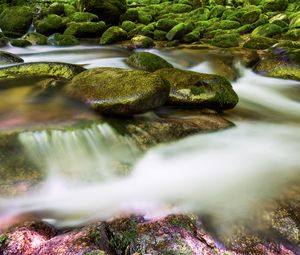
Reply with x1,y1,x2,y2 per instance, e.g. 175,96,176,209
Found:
131,35,155,48
120,9,139,22
138,11,153,25
22,32,48,45
47,33,79,46
99,26,127,45
243,36,277,49
127,52,173,72
211,33,240,48
78,0,127,24
0,51,23,65
254,57,300,81
183,30,200,43
290,12,300,29
10,39,31,48
166,23,186,41
64,22,106,38
48,2,65,15
64,68,170,115
0,62,85,80
161,4,193,14
0,6,33,34
156,19,179,32
35,14,67,36
251,23,282,38
154,68,239,110
284,29,300,40
64,4,77,16
121,20,136,32
70,12,99,22
261,0,288,11
154,29,167,40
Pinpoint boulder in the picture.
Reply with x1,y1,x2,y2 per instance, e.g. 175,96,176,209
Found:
69,12,99,22
0,6,33,34
99,26,127,45
35,15,68,36
10,39,31,48
22,32,48,45
0,51,24,65
64,22,106,38
64,67,170,115
211,33,240,48
243,36,277,49
47,33,79,46
154,68,239,110
78,0,127,24
131,35,155,48
127,52,173,72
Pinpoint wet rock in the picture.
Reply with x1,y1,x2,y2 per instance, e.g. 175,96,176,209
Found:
64,21,106,38
243,36,277,50
166,23,186,41
251,23,282,38
35,14,68,36
0,62,85,80
211,33,240,48
254,57,300,81
48,2,65,16
0,6,33,34
22,32,48,46
70,12,99,22
64,67,170,115
78,0,127,24
127,52,173,72
47,33,79,46
10,39,32,48
155,68,239,110
131,35,155,48
0,51,24,65
100,26,127,45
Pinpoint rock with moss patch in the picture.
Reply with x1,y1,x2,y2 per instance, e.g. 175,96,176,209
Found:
243,36,277,50
64,22,106,38
10,39,31,48
127,52,173,72
211,33,240,48
251,23,282,38
154,68,239,110
47,33,79,46
0,51,24,65
48,2,65,15
35,14,68,36
121,20,136,32
254,57,300,81
0,6,33,34
154,30,167,41
0,62,85,80
70,12,99,22
120,9,139,22
131,35,155,48
100,26,127,45
156,19,179,32
64,67,170,115
22,32,48,45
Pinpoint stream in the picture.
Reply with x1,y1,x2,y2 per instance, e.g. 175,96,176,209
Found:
0,44,300,229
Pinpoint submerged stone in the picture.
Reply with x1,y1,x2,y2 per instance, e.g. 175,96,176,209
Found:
0,51,24,65
0,62,85,80
64,68,170,115
127,52,173,72
154,68,239,110
0,6,33,34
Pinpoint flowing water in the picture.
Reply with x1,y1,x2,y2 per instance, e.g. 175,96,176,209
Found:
0,44,300,229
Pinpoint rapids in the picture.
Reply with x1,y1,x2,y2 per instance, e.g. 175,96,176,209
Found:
0,45,300,228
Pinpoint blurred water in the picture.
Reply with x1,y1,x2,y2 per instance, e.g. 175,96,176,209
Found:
0,46,300,227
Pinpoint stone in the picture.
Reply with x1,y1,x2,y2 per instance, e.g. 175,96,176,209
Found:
211,33,240,48
166,23,186,41
243,36,278,50
64,68,170,115
10,39,31,48
64,22,106,38
261,0,288,12
251,23,282,38
47,33,79,46
0,6,33,34
131,35,155,48
127,52,173,72
0,51,24,65
70,12,99,22
99,26,127,45
154,68,239,110
35,14,67,36
22,32,48,45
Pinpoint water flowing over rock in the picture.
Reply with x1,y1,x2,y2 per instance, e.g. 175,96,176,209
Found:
64,67,170,115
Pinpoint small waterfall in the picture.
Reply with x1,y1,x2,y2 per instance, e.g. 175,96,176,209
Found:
27,23,36,33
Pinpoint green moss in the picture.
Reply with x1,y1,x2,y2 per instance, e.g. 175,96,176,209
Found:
166,23,186,41
0,234,9,250
157,19,179,32
99,26,127,45
47,33,79,46
154,29,167,40
121,20,136,32
35,14,67,36
243,36,277,49
131,35,155,48
70,12,99,22
261,0,288,12
120,8,139,22
211,33,240,48
127,52,173,72
22,32,47,45
10,39,31,48
64,21,106,38
251,23,282,38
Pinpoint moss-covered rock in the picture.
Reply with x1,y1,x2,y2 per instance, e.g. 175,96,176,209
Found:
251,23,282,38
47,33,79,46
261,0,288,11
10,39,31,48
99,26,127,45
64,3,77,16
254,57,300,81
0,62,85,80
209,20,241,31
290,12,300,29
153,29,167,40
156,19,179,32
154,68,239,110
243,36,277,49
127,52,173,72
48,2,65,16
0,51,23,65
70,12,99,22
120,8,139,22
284,28,300,40
121,20,136,32
161,3,193,14
183,30,200,43
0,6,33,34
22,32,48,45
211,33,240,48
78,0,127,24
166,23,186,41
64,67,170,115
64,21,106,38
35,14,67,36
131,35,155,48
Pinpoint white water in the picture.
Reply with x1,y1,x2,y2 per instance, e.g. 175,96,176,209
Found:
0,46,300,228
